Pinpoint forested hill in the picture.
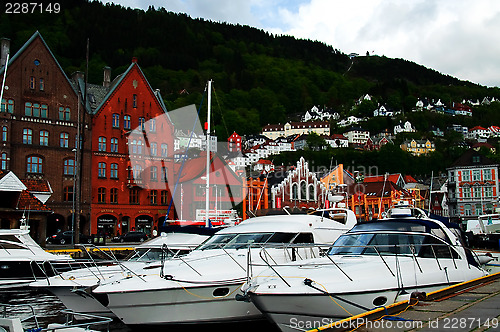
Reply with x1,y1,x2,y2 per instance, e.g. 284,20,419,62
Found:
1,0,499,138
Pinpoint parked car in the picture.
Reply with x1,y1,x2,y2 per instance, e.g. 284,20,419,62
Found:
112,231,148,243
46,231,92,245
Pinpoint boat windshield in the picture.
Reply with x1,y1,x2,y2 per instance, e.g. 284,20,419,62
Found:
197,232,304,250
126,248,189,261
328,232,458,258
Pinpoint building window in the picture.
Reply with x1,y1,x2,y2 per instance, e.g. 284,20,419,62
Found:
137,140,143,154
40,130,49,146
39,78,44,91
161,190,168,205
98,162,106,178
60,132,69,148
2,126,7,141
110,163,118,179
97,187,106,203
464,204,472,216
27,156,43,173
98,137,106,152
463,185,471,198
150,142,157,156
149,119,156,132
110,188,118,204
129,188,139,204
484,169,492,181
133,165,142,179
59,107,70,121
308,184,315,201
161,143,168,157
29,76,35,89
110,138,118,153
112,114,120,128
1,98,14,113
25,102,32,116
484,186,493,197
472,170,481,181
64,186,74,202
138,117,145,131
23,128,33,144
41,104,48,118
462,170,470,182
292,183,298,200
133,94,138,108
150,190,157,205
123,115,131,130
150,166,157,181
0,153,7,170
63,158,75,175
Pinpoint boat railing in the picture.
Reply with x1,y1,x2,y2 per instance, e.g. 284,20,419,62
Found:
0,303,112,332
248,242,470,287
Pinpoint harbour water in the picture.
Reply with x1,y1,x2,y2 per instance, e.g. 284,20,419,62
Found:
1,288,278,332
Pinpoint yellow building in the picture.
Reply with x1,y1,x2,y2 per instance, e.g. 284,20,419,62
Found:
400,139,435,156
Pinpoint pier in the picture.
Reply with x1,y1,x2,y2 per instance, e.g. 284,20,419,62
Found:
313,268,500,331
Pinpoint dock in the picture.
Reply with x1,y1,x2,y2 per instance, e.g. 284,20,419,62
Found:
311,265,500,332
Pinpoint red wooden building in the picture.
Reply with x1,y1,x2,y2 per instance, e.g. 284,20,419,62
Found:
90,58,175,236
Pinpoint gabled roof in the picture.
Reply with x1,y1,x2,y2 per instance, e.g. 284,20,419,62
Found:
0,171,27,192
93,60,169,119
449,149,498,168
1,31,78,97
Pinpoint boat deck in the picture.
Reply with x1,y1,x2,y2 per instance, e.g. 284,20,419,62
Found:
313,256,500,332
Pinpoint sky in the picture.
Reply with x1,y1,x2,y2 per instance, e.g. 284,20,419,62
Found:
100,0,500,88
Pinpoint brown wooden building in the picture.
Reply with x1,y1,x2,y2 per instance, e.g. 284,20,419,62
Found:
0,32,92,240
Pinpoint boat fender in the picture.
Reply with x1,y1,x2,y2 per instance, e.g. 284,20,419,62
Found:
235,294,251,302
410,291,426,301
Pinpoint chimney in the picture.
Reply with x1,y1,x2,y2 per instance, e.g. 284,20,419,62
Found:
103,66,111,88
0,38,10,68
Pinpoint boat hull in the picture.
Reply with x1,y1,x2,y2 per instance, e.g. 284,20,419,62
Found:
103,283,262,325
49,287,114,317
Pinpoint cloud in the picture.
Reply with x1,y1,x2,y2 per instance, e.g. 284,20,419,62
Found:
273,0,500,86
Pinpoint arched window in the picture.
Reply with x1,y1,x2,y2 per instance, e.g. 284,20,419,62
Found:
98,136,106,152
98,187,106,203
291,183,298,200
27,156,43,173
123,115,131,130
2,126,7,141
110,188,118,204
112,114,120,128
161,143,168,157
110,163,118,179
110,138,118,153
300,181,307,201
0,153,7,170
308,184,315,201
98,162,106,178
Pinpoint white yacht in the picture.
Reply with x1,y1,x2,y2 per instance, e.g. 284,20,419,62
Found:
92,209,357,325
30,232,209,316
244,208,487,332
0,226,74,289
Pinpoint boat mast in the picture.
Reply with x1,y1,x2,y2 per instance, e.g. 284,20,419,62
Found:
205,80,212,227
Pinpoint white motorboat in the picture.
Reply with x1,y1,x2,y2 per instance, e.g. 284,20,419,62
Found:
92,209,357,325
0,303,112,332
244,208,488,332
0,226,74,289
29,231,209,316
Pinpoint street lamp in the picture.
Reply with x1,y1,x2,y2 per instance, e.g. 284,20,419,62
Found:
72,148,77,245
